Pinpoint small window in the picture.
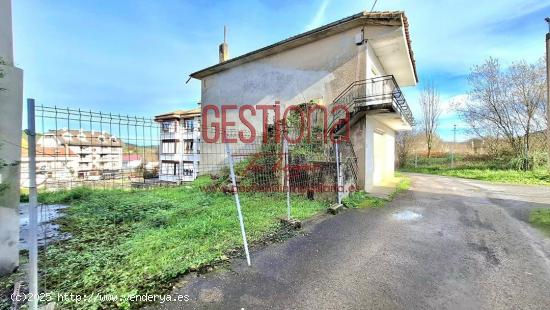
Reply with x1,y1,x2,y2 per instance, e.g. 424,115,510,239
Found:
162,122,174,132
98,135,105,143
162,141,176,154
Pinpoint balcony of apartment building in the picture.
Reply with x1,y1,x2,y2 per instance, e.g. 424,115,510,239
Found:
77,146,92,154
78,154,92,162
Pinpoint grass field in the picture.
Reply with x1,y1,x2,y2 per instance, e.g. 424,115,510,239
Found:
400,155,550,186
4,174,412,309
400,166,550,185
10,177,329,309
529,208,550,237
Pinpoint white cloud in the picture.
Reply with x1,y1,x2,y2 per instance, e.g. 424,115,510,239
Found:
304,0,331,31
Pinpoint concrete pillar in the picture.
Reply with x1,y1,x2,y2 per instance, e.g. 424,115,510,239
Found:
0,0,23,276
364,117,375,192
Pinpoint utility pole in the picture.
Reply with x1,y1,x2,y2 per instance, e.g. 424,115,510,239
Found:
545,17,550,173
451,124,456,168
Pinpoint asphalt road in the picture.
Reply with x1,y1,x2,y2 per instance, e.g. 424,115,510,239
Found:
151,174,550,310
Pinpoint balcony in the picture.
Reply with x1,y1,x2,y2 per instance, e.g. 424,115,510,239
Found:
329,75,414,132
160,131,178,141
160,128,200,141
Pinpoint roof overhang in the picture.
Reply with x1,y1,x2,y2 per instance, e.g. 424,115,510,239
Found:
154,108,201,122
190,11,418,84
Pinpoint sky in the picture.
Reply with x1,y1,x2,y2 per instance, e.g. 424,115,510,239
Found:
11,0,550,141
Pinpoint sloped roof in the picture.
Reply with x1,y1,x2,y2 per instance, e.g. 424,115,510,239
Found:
190,11,417,83
154,107,201,121
44,129,122,147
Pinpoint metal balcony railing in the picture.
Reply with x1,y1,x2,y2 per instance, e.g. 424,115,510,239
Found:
329,75,414,131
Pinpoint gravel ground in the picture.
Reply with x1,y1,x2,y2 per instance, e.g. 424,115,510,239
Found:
148,173,550,310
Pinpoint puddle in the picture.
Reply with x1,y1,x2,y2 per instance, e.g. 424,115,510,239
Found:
393,210,422,221
19,203,71,250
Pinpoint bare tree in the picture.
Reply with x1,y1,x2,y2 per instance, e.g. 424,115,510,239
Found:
419,82,442,157
395,129,417,167
456,57,547,168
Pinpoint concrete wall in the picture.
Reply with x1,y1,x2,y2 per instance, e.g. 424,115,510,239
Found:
359,115,396,191
0,0,14,65
0,0,23,275
201,27,369,130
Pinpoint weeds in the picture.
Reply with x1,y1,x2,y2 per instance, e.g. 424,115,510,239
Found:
15,177,328,309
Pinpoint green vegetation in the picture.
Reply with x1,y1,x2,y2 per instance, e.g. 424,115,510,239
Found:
342,175,410,209
16,177,328,309
401,166,550,185
400,154,550,186
529,208,550,237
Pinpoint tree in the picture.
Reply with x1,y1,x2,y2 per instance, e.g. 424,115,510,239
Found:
419,82,442,157
395,129,418,167
456,57,547,169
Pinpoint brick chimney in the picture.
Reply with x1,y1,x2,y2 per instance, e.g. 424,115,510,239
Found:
219,25,229,63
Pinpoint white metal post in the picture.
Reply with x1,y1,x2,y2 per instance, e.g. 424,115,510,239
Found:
27,98,38,310
225,143,251,266
335,139,342,204
284,139,291,219
451,124,456,168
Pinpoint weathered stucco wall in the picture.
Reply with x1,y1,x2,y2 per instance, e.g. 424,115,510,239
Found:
200,26,370,131
0,0,23,276
363,115,396,190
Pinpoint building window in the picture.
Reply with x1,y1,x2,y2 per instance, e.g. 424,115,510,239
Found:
183,141,193,154
182,162,194,176
162,141,176,154
161,162,179,176
183,119,194,130
162,121,175,133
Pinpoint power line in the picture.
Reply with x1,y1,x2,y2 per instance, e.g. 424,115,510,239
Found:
370,0,379,12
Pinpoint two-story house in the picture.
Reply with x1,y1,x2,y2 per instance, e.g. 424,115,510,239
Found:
189,11,417,192
154,108,201,183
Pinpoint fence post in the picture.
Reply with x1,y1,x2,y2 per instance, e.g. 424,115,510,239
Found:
225,143,251,266
451,124,456,168
26,98,38,310
335,138,342,205
415,152,418,168
283,139,291,219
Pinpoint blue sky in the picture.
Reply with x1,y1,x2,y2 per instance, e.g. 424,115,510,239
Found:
12,0,550,141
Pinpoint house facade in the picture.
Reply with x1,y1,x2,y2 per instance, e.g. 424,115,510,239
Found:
190,11,417,191
154,108,201,183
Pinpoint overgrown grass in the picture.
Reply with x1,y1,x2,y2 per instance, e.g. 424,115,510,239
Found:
16,176,328,309
400,154,550,185
529,208,550,237
401,166,550,185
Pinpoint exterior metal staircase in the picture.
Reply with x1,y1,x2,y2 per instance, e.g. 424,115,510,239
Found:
328,75,414,134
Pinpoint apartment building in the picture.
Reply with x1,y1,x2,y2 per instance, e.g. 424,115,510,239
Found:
154,108,201,183
19,146,79,187
35,129,123,179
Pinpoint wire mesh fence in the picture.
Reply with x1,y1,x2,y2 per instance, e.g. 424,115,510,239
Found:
8,101,358,309
19,105,162,192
